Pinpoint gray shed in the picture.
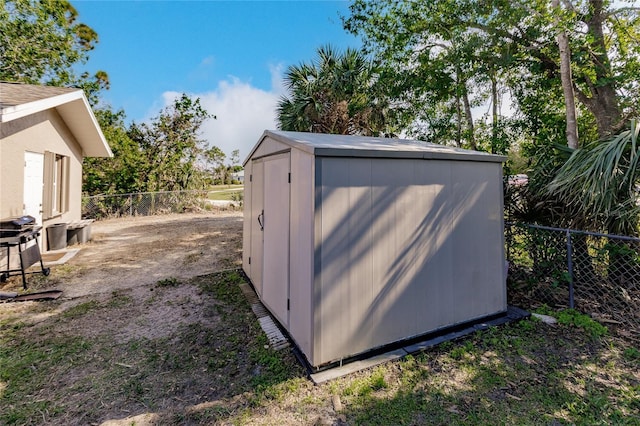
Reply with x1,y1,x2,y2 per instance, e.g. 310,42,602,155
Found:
242,130,507,368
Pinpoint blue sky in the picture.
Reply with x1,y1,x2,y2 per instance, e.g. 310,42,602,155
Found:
73,0,361,159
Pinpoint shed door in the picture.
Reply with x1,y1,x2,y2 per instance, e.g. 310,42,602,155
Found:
260,152,291,328
250,160,264,295
24,152,44,226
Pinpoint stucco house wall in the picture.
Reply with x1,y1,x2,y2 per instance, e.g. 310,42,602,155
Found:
1,110,83,228
0,82,112,254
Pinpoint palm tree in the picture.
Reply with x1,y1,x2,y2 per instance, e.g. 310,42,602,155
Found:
277,45,390,136
548,120,640,287
549,120,640,236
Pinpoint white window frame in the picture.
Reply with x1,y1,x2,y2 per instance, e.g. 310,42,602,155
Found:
43,151,69,219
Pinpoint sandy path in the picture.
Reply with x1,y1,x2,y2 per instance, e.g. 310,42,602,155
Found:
55,211,244,299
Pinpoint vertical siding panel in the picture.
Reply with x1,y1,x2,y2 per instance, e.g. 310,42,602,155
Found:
394,161,421,338
477,163,507,313
370,159,394,344
414,160,455,330
369,159,390,347
289,149,314,358
346,158,374,356
449,162,507,323
371,159,416,342
318,157,352,363
414,160,432,328
312,157,323,366
450,161,480,322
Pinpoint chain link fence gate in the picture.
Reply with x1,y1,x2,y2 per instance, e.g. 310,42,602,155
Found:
506,223,640,341
82,190,212,219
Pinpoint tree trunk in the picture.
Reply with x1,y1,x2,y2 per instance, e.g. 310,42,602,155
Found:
574,0,621,138
454,67,462,148
491,74,498,154
455,95,462,148
553,0,579,149
462,83,476,150
463,0,621,138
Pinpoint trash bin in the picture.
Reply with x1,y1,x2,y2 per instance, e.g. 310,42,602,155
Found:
67,227,80,245
47,223,67,250
78,223,92,243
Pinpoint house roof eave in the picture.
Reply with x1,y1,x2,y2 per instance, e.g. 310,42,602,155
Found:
0,85,113,158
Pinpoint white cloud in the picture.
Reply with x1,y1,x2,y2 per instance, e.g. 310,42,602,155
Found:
269,62,286,96
188,55,216,82
161,66,284,163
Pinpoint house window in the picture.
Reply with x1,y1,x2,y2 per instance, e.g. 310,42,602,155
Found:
43,151,69,218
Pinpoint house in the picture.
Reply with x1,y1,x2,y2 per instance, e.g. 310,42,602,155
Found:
231,170,244,183
243,130,507,368
0,82,112,250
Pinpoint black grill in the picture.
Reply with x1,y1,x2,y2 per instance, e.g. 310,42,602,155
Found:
0,215,36,238
0,215,50,289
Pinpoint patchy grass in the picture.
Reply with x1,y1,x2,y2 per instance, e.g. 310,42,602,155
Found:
208,185,244,202
61,300,100,318
1,270,639,425
0,270,303,425
0,262,83,292
156,276,181,287
208,190,244,201
106,290,133,308
324,322,640,425
556,309,609,338
209,184,243,191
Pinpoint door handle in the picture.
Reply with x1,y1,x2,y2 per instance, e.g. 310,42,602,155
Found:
257,210,264,231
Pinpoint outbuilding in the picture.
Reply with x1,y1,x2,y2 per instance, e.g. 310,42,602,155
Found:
242,130,507,368
0,81,112,250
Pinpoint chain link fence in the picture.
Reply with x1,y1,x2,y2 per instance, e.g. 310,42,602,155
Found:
82,190,215,219
506,223,640,341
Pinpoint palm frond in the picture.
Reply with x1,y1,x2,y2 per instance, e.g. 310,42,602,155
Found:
548,120,640,233
276,44,391,136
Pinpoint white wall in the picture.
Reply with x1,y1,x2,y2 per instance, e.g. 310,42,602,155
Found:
1,109,84,250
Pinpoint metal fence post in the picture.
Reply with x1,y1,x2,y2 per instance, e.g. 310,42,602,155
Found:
505,222,640,338
566,230,575,309
129,194,133,217
506,223,512,262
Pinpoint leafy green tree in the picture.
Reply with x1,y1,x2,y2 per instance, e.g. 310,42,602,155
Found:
0,0,106,88
227,149,243,183
344,1,515,150
277,45,392,136
344,0,640,145
83,108,143,195
203,146,226,184
128,94,214,192
84,95,218,195
203,148,243,185
229,149,241,168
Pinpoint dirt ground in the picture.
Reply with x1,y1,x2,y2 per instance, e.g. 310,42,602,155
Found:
0,210,288,425
0,210,250,367
59,210,244,298
0,210,243,319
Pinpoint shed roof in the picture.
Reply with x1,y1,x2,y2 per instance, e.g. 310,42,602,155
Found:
246,130,505,165
0,82,112,157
